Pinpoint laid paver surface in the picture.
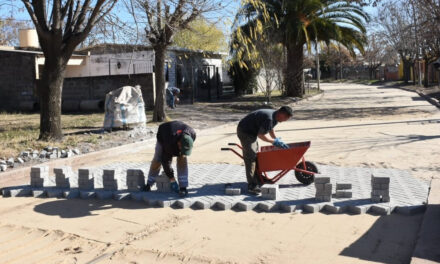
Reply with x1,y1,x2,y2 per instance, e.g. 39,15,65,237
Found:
3,162,429,215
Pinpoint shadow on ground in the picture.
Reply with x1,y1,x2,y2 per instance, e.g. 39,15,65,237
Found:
33,199,146,218
340,213,424,264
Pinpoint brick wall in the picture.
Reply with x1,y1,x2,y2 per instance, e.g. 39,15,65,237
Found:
0,50,37,111
63,73,155,109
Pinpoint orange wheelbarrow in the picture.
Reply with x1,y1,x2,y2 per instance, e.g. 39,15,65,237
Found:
221,141,318,185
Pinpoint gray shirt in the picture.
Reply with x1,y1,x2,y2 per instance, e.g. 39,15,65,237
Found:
237,109,278,138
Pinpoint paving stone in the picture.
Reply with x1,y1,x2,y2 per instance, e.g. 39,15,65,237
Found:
126,169,145,191
113,192,131,201
336,183,352,190
370,205,394,215
32,189,47,198
335,191,352,198
1,188,11,197
257,202,278,212
314,176,330,184
10,188,32,197
78,168,97,190
158,200,176,208
304,203,326,213
234,201,257,211
225,188,241,196
47,189,63,198
395,205,426,215
279,203,299,213
371,176,390,184
80,191,96,199
64,189,79,199
131,192,148,201
176,199,192,209
96,190,113,200
324,204,347,214
194,200,213,210
215,200,234,210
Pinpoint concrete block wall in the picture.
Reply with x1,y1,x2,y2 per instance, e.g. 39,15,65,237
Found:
0,50,37,111
63,73,155,111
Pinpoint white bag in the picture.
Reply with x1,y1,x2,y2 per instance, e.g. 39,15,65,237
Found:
103,85,147,129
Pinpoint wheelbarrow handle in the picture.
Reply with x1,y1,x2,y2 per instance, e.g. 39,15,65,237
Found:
228,143,238,146
221,148,231,151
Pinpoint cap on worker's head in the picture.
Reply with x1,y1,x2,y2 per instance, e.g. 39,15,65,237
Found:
278,106,293,117
181,134,194,156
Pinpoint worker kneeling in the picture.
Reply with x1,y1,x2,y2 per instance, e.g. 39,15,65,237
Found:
237,106,293,195
145,121,196,197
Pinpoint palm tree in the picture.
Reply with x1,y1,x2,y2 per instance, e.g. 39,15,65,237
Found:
234,0,369,97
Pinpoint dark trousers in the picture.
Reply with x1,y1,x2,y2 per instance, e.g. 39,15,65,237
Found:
237,128,259,187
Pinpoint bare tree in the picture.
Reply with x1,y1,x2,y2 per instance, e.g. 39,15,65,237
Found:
363,33,385,80
377,2,417,84
130,0,224,122
414,0,440,87
21,0,117,140
0,18,29,46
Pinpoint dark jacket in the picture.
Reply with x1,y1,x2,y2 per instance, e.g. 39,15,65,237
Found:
157,121,196,178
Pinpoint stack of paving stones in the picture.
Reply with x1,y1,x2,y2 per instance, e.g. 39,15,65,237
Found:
155,173,171,192
371,175,390,202
102,169,119,191
261,185,279,200
0,163,430,216
334,183,352,198
54,167,73,189
314,176,332,202
126,169,146,191
30,165,48,188
78,168,97,199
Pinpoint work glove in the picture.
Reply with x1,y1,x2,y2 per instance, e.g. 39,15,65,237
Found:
170,181,180,193
273,137,289,149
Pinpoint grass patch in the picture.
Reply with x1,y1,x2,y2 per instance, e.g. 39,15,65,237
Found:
0,112,104,158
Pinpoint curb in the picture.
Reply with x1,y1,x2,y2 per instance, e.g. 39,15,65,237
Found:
411,177,440,263
383,85,440,109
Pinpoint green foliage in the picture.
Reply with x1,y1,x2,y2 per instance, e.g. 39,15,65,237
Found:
231,0,369,96
228,60,259,95
173,18,227,52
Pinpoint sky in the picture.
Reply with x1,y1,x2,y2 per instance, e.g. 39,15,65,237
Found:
0,0,380,44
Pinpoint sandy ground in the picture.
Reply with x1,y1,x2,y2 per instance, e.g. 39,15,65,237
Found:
1,83,439,263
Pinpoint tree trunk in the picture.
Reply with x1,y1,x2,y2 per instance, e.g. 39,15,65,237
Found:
153,45,167,122
402,59,411,84
38,56,66,141
285,43,304,97
424,59,429,88
412,62,416,85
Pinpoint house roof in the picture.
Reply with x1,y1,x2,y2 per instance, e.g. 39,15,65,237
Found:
77,43,227,57
0,46,84,56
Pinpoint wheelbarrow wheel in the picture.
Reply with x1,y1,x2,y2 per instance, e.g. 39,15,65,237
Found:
295,161,318,185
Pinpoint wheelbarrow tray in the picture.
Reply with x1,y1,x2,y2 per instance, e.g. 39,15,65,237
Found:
257,141,311,172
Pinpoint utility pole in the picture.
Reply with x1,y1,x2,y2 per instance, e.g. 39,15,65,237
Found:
315,39,320,91
411,0,422,86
